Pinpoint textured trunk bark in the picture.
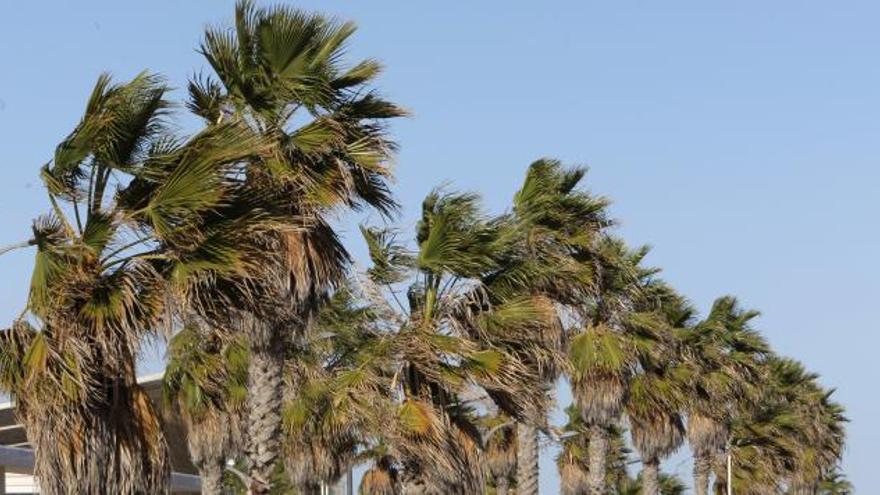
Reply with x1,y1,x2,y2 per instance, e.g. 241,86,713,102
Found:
641,457,660,495
693,452,711,495
245,323,285,495
587,424,608,495
515,422,539,495
200,460,225,495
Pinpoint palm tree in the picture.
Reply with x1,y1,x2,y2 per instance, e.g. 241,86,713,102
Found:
568,238,659,495
625,285,694,495
163,324,249,494
281,287,389,494
556,405,632,495
0,72,269,494
353,189,560,493
679,296,769,495
492,159,611,494
722,356,847,495
189,2,405,492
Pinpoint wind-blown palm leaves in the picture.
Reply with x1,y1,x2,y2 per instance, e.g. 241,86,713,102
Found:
567,238,664,495
352,188,564,494
494,159,612,494
624,284,693,495
813,470,853,495
189,3,405,491
0,4,851,492
723,356,847,494
279,287,393,494
679,296,769,495
0,72,273,494
163,324,249,494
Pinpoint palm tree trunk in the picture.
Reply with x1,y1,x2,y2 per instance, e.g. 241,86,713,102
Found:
200,460,225,495
693,451,712,495
516,422,539,495
641,457,660,495
245,321,285,495
587,424,608,495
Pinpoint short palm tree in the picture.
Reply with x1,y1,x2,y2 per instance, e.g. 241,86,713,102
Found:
163,324,249,494
281,287,389,494
189,2,404,492
557,405,632,495
0,72,269,494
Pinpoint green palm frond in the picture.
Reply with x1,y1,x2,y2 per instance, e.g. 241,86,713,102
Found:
416,190,500,277
360,225,413,285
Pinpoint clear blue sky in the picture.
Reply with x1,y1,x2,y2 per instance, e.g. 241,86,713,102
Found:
1,1,877,492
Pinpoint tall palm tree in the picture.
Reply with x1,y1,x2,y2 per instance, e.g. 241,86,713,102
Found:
493,159,611,494
679,296,769,495
625,284,694,495
568,238,659,495
189,2,405,492
0,72,269,494
722,356,847,495
163,324,249,494
353,189,558,493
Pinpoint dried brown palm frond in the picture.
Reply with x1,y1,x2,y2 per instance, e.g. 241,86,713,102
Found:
388,399,484,495
0,319,169,495
0,66,282,494
360,455,401,495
